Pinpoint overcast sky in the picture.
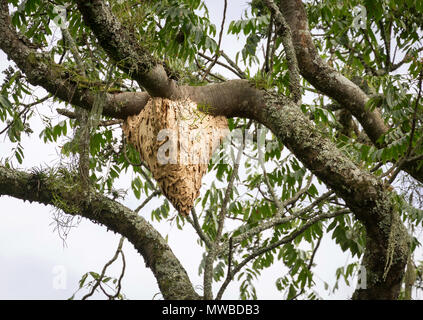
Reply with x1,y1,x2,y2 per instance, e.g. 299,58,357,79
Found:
0,0,356,300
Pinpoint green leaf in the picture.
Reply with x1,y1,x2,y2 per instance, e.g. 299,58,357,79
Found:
0,95,13,110
79,273,88,288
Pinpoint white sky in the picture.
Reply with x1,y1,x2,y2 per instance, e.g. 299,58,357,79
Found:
0,0,358,300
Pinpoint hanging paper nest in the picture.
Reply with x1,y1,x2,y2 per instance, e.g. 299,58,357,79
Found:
123,98,228,216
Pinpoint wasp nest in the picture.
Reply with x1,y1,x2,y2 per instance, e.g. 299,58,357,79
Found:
123,98,228,216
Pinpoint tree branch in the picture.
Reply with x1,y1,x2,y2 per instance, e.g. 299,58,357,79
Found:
218,189,334,257
201,0,227,81
289,235,322,300
82,236,125,300
0,165,199,300
278,0,423,185
56,108,124,126
264,0,301,103
0,0,150,119
197,52,245,79
134,190,161,214
215,209,346,299
185,208,212,249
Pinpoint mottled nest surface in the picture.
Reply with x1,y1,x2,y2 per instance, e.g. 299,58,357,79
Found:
123,98,228,216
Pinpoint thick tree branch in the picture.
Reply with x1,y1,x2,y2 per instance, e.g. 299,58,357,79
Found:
278,0,386,143
216,209,347,299
0,165,200,300
278,0,423,184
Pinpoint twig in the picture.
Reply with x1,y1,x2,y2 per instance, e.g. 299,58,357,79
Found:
0,95,50,135
405,153,423,163
216,142,244,240
134,190,160,214
219,51,247,79
257,126,283,211
98,245,127,300
198,52,245,79
378,20,392,70
361,29,384,70
203,139,243,300
370,161,384,173
236,209,347,274
227,237,233,276
268,27,278,72
56,108,123,126
201,0,227,81
389,47,423,72
194,57,226,82
82,237,125,300
282,174,314,209
215,236,233,300
289,235,322,300
217,190,335,259
110,246,126,300
263,12,274,73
